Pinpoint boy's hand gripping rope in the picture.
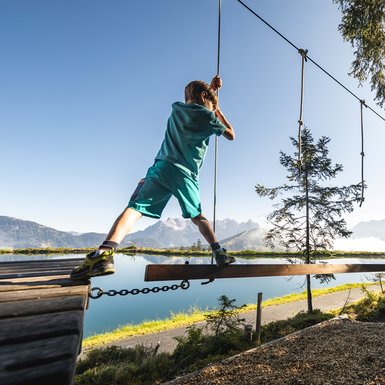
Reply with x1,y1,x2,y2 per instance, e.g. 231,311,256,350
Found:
89,280,190,299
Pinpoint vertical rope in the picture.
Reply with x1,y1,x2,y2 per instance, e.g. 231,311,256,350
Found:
212,0,221,265
297,48,307,174
360,99,366,207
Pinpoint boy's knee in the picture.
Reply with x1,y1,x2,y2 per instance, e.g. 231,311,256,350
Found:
191,214,206,225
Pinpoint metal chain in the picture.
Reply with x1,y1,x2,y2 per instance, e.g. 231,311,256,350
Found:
89,280,190,299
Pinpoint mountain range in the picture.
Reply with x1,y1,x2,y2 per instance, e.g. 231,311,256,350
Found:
0,216,261,250
1,215,385,251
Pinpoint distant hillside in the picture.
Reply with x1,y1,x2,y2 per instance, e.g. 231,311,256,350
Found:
221,227,267,251
4,215,382,251
0,216,259,249
351,220,385,241
0,216,131,249
126,217,258,248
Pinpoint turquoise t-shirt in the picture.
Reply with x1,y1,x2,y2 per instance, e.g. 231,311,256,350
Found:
155,102,227,179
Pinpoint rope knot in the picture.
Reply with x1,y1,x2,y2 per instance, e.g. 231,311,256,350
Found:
298,48,308,61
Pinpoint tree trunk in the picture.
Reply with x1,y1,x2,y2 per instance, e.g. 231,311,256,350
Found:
306,274,313,313
305,171,313,313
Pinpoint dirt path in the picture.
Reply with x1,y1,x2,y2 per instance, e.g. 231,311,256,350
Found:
83,285,379,355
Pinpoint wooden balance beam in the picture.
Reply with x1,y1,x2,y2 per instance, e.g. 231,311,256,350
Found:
145,263,385,282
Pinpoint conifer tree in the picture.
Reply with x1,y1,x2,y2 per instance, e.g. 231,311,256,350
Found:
256,128,362,312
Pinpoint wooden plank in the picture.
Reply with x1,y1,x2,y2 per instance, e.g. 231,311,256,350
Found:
0,259,83,278
0,274,69,284
0,275,87,292
0,358,75,385
0,258,84,267
0,295,86,319
0,335,78,385
0,310,83,344
0,270,78,280
145,263,385,281
0,285,89,302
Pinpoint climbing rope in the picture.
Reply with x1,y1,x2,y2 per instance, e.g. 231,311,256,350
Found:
297,48,308,173
212,0,222,265
89,280,190,299
360,99,367,206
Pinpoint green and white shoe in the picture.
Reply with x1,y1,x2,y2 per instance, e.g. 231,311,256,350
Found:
70,249,115,280
214,248,236,267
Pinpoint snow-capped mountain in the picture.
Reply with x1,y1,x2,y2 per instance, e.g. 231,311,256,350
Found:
125,217,258,248
0,215,259,249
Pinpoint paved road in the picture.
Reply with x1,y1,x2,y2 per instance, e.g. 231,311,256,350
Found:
83,285,380,355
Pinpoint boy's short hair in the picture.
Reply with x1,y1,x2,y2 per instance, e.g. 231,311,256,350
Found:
185,80,218,109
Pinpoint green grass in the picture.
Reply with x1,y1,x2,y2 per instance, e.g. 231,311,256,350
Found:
2,246,385,257
83,282,377,349
76,289,385,385
75,309,336,385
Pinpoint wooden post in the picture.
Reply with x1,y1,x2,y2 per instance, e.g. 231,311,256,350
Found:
256,292,263,344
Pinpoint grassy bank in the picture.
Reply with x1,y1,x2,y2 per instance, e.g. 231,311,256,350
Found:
76,291,385,385
83,282,377,349
2,246,385,258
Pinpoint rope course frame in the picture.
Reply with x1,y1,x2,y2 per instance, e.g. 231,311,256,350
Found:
89,280,190,299
297,48,308,173
234,0,385,122
360,99,367,206
211,0,222,266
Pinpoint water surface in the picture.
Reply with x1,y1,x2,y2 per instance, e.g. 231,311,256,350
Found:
2,253,383,337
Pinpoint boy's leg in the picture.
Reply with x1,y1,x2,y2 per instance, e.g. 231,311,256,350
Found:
191,214,217,244
191,214,235,267
103,207,142,245
71,208,142,279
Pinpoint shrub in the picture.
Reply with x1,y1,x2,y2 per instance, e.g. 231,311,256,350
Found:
341,288,385,322
75,345,175,385
261,309,333,342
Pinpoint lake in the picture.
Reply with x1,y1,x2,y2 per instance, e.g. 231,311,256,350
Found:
2,253,384,337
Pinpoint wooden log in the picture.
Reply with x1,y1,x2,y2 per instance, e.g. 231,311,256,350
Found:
0,285,89,302
0,275,87,291
0,258,83,267
0,358,75,385
145,263,385,281
0,335,78,385
0,310,83,344
0,295,86,319
0,259,84,279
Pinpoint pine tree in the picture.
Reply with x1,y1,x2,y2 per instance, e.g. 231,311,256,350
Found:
256,128,362,312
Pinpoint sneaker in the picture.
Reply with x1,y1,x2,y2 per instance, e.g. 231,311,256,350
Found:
214,248,236,267
70,249,115,279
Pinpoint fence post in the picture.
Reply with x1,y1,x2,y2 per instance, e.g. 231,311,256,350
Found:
256,292,263,344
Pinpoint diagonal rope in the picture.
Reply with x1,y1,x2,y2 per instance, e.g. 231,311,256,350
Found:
234,0,385,123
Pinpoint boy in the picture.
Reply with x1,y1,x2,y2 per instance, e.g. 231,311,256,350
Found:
71,76,235,280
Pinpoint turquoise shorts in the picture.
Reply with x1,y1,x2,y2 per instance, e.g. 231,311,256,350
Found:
127,160,201,219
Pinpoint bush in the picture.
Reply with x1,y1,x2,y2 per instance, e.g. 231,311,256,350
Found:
173,324,253,373
341,288,385,322
261,310,333,342
75,345,175,385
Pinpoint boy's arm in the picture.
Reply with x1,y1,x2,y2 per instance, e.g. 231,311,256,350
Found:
215,107,235,141
209,76,235,140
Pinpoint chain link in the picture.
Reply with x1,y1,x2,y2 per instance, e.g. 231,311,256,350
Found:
89,280,190,299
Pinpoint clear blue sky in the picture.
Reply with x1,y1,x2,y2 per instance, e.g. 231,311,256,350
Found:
1,0,385,235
